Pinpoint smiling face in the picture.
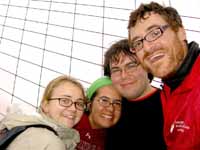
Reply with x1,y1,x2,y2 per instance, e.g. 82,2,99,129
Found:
129,13,187,79
42,81,85,128
88,85,122,129
110,53,152,100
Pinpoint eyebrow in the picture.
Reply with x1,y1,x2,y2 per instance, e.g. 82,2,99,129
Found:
127,61,138,65
146,24,161,32
111,61,138,69
76,98,85,102
100,96,121,101
113,99,122,103
99,96,110,99
110,66,120,70
62,95,84,102
62,95,72,98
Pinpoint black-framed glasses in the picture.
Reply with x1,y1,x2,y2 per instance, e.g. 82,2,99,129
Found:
111,61,139,77
130,24,169,52
48,98,86,111
97,96,122,110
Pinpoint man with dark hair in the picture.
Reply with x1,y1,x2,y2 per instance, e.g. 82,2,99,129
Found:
128,2,200,149
104,39,166,150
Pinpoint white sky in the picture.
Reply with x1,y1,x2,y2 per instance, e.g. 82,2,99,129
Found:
0,0,200,119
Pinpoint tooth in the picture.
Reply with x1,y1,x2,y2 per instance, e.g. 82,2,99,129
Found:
102,115,112,119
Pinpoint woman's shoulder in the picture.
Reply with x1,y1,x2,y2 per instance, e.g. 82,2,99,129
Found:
7,127,65,150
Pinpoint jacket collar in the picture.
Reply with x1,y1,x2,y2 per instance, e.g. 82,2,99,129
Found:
164,41,200,92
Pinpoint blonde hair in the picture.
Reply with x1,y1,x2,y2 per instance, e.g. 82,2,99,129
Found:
40,75,86,106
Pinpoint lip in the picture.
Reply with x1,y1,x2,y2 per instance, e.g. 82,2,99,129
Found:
102,114,113,120
63,113,75,119
147,52,165,63
67,115,75,119
120,81,135,88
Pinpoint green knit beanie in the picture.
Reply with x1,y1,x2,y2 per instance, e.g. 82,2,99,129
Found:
86,76,112,100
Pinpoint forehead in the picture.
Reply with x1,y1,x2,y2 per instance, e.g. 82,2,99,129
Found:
110,53,137,66
130,13,167,40
96,85,121,98
52,81,82,95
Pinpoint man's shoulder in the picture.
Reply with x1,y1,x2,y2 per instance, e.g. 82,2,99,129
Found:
141,88,161,101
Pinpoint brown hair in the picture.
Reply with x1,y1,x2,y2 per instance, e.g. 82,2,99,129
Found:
40,75,86,105
128,2,183,42
104,39,138,76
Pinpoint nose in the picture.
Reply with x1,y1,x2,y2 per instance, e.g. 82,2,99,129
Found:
106,103,114,112
142,40,154,53
121,69,129,79
66,103,76,111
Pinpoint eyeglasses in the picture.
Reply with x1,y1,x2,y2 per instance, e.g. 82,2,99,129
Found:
130,24,169,52
97,96,122,110
111,61,139,77
48,98,86,111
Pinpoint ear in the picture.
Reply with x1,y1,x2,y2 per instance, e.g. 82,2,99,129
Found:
129,47,135,53
177,27,186,41
41,100,49,113
87,102,92,112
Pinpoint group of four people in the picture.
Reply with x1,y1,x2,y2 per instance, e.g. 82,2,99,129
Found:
1,1,200,150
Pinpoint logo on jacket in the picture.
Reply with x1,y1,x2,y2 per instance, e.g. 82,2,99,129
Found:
85,132,91,139
170,120,190,133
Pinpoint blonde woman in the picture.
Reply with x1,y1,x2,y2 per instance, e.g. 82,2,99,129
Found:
0,75,86,150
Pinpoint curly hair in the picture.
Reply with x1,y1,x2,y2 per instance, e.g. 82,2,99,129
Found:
128,2,183,41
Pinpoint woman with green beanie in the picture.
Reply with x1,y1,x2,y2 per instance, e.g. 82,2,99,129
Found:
75,76,122,150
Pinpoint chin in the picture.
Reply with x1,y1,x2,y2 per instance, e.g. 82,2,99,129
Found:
65,120,75,127
101,121,113,128
149,64,171,78
102,124,113,128
153,70,170,79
